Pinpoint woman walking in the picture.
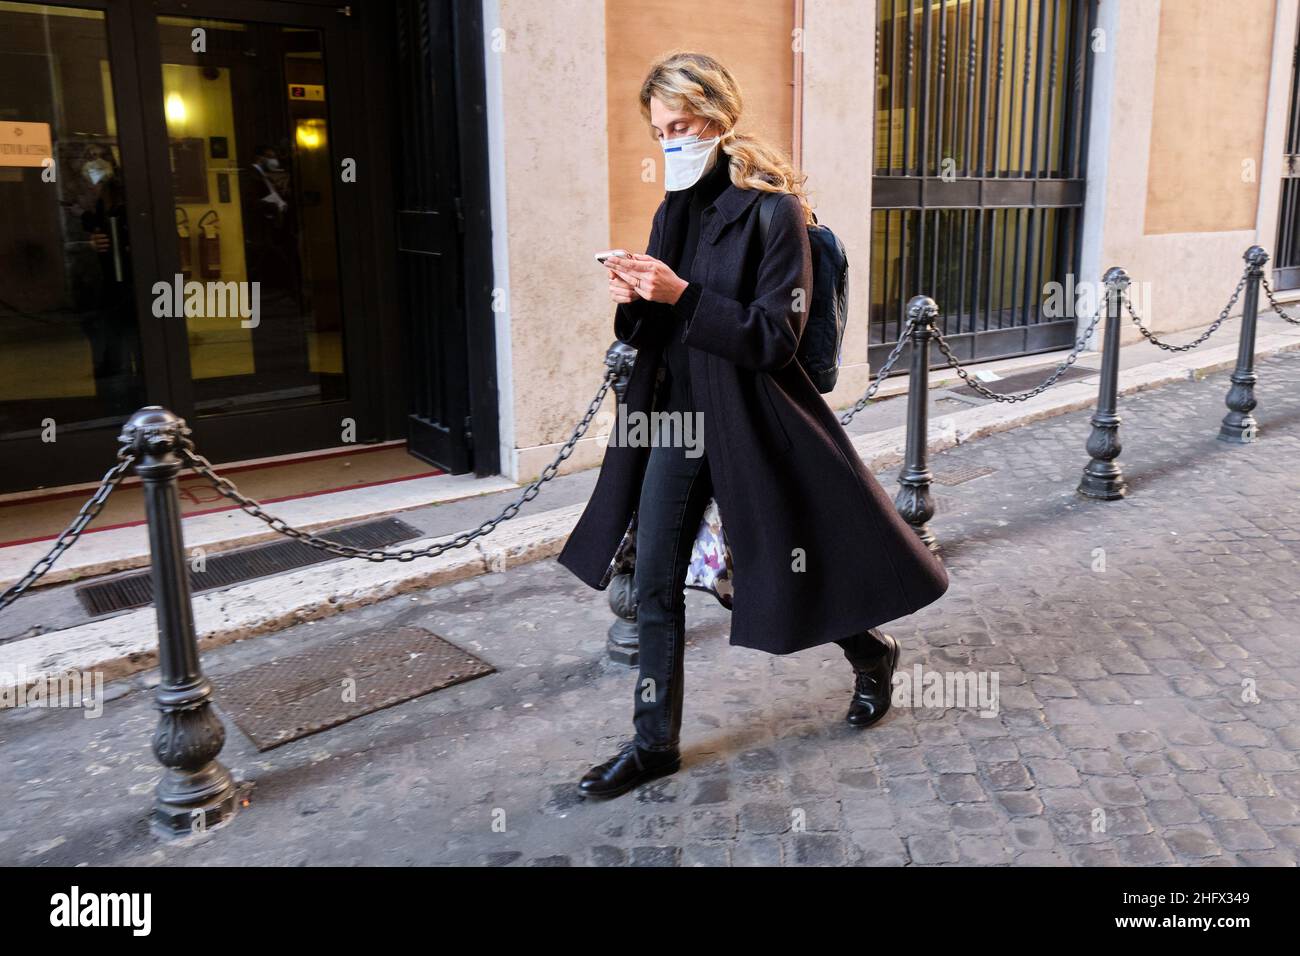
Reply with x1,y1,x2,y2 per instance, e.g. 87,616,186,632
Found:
557,51,949,799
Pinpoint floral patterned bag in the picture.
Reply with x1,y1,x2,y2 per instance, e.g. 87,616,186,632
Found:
598,498,734,610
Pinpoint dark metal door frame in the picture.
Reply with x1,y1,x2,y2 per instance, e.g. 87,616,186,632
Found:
453,0,500,478
871,0,1096,371
1274,10,1300,290
394,0,499,477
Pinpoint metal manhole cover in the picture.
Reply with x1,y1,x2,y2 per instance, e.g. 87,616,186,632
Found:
932,464,996,486
211,625,494,751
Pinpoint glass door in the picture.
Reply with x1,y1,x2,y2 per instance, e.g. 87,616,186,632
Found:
0,0,372,493
133,0,371,465
0,0,167,491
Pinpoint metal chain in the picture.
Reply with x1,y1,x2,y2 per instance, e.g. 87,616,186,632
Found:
1261,276,1300,325
1122,269,1247,352
930,306,1105,404
839,314,918,426
178,366,622,562
0,449,135,611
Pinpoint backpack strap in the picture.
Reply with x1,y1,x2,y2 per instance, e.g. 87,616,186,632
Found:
757,190,780,247
757,190,815,243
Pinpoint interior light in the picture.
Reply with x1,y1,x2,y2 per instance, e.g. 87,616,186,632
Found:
295,120,323,150
165,92,188,127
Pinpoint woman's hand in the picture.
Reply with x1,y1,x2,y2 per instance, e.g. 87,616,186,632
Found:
608,269,638,305
605,253,688,305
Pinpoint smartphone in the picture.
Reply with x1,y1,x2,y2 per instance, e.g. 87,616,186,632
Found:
595,249,630,266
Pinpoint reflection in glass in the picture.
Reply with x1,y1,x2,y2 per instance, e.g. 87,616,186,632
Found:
0,2,145,439
157,16,346,416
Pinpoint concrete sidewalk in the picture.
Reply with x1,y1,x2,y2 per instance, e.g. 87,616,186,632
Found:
2,313,1299,697
2,349,1297,866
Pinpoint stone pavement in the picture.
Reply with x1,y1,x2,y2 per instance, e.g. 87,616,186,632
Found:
1,351,1298,866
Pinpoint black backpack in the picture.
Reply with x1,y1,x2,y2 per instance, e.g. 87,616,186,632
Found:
756,192,849,394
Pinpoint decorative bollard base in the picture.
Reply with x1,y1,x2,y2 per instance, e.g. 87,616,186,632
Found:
607,625,639,667
912,523,940,553
152,783,240,839
150,687,240,838
606,572,639,666
1217,418,1259,444
1077,466,1128,500
1218,376,1259,444
895,472,940,555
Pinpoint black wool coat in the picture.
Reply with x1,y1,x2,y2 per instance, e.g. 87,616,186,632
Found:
556,179,949,655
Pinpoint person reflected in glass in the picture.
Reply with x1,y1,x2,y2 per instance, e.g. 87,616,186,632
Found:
76,144,143,417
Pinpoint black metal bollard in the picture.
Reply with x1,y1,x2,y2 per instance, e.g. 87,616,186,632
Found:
1078,267,1130,500
604,342,640,666
894,295,941,553
121,407,239,837
1219,246,1269,444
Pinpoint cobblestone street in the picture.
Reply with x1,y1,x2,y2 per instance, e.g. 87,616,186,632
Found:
2,351,1298,867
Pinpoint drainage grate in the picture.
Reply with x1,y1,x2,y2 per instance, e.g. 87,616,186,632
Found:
960,363,1096,399
76,517,424,616
211,625,495,750
932,464,997,486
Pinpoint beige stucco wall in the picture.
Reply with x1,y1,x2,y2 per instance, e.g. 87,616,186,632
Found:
485,0,612,483
800,0,877,406
1081,0,1287,346
1144,0,1275,234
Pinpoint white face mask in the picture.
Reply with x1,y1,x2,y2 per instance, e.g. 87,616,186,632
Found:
83,158,113,185
662,125,720,192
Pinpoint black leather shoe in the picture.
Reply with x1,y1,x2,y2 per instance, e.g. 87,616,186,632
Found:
846,632,900,728
577,741,681,799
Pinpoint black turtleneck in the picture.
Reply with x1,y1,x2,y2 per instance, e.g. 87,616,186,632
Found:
659,155,731,416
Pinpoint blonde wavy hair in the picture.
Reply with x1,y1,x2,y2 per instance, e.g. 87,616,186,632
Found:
638,50,815,225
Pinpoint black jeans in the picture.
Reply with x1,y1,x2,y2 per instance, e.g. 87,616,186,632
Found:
632,442,892,752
